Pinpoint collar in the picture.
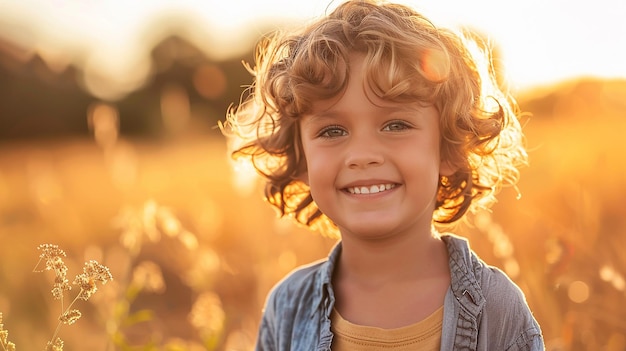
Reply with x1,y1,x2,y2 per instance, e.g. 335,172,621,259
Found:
441,234,486,315
313,234,486,317
312,241,341,318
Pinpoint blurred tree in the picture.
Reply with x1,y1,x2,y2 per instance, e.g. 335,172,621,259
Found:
0,35,254,140
0,39,94,140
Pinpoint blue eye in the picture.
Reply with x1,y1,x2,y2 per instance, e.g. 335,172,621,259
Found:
318,125,347,138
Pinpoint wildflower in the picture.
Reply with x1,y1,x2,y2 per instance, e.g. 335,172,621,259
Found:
51,271,71,300
36,244,67,266
45,337,64,351
0,312,16,351
35,244,72,299
73,260,113,301
59,309,82,325
34,245,114,350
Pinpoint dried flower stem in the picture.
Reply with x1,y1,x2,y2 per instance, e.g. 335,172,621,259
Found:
34,244,113,350
49,293,82,345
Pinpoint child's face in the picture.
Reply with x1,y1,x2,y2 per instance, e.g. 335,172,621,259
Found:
299,55,452,240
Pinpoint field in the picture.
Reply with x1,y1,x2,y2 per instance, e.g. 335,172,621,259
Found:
0,79,625,350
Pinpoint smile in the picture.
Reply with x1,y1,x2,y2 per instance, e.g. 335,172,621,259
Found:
345,184,396,195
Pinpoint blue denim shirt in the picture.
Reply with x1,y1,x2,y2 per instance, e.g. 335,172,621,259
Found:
256,234,544,350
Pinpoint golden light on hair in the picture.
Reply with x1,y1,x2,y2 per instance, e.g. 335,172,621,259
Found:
420,48,449,82
225,0,528,230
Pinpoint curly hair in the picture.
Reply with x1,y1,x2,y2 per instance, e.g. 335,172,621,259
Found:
223,0,527,236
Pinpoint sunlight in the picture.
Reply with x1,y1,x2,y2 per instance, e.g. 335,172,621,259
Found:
229,157,260,198
409,0,626,89
567,280,590,304
1,0,624,96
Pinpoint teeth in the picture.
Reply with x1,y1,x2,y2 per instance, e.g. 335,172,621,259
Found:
347,184,395,194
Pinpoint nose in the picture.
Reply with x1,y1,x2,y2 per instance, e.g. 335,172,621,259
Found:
344,134,385,169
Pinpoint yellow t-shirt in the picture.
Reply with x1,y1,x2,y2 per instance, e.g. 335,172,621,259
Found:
330,306,443,350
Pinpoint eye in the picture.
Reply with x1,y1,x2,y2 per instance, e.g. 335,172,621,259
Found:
317,125,347,138
382,120,411,131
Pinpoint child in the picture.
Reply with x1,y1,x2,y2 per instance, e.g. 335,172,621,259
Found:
224,0,544,350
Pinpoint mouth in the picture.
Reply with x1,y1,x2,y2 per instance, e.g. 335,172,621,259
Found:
344,183,397,195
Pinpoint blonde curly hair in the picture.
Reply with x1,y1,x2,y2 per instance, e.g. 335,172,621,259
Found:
223,0,527,237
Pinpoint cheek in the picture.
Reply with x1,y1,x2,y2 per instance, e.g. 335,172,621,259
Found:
304,154,324,186
302,148,336,192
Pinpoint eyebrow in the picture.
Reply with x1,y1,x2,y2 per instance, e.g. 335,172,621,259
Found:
306,104,425,120
299,113,335,131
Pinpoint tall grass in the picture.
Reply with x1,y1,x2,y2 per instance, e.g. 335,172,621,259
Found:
0,81,624,350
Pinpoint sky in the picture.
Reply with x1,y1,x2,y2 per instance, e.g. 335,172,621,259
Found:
0,0,625,98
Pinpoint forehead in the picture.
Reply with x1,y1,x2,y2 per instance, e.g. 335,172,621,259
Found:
304,55,430,117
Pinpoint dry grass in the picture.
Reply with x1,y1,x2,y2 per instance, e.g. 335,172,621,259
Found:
0,135,334,350
0,86,625,349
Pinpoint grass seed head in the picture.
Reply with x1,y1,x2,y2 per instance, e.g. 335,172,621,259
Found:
46,337,64,351
73,260,113,301
59,309,82,325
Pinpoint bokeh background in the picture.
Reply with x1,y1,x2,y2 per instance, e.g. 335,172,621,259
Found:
0,0,625,350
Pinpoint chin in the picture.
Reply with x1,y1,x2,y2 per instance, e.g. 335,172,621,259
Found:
338,221,403,240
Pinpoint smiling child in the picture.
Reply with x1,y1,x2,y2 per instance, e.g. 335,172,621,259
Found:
223,1,544,350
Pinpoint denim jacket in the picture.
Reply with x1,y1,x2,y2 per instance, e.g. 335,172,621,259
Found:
256,234,544,350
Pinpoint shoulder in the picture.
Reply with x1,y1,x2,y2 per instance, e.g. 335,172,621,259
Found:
480,265,544,349
442,233,527,301
257,254,337,350
442,234,544,350
263,257,330,318
268,259,326,300
262,242,339,321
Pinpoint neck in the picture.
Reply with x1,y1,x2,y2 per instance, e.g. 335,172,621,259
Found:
337,228,449,286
